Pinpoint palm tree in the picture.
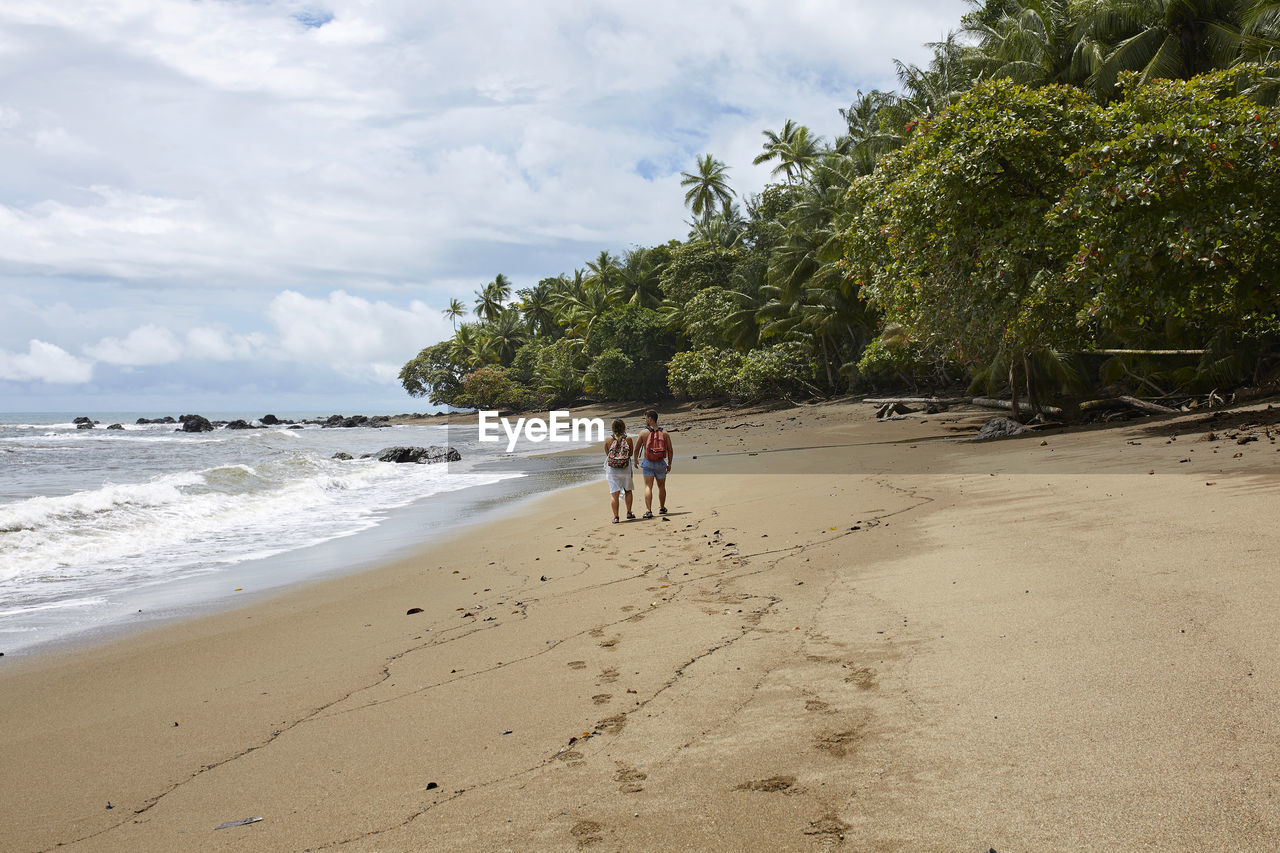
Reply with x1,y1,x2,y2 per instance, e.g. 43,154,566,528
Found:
482,308,529,365
585,251,622,297
753,121,823,185
617,247,665,308
680,154,735,228
473,273,513,322
962,0,1104,89
517,280,559,337
1085,0,1249,96
442,298,466,331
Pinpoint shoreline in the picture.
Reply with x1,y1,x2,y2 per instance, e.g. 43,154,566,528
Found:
5,398,1280,850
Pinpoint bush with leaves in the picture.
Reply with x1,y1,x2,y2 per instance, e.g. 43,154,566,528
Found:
585,348,636,399
680,286,741,349
1054,65,1280,358
454,366,529,411
733,341,821,401
587,305,678,398
667,347,745,399
844,78,1104,373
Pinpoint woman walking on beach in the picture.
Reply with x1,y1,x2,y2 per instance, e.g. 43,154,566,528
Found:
605,418,636,523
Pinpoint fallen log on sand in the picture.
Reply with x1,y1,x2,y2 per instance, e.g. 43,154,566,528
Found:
970,397,1064,418
1079,396,1177,416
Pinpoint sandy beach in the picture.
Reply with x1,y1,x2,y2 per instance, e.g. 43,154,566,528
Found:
4,398,1280,851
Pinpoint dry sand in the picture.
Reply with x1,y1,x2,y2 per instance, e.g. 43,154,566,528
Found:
4,398,1280,851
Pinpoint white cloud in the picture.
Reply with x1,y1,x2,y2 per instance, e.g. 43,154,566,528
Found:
267,290,452,382
0,339,94,383
85,324,182,366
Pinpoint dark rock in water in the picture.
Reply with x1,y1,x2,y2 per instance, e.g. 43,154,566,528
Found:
137,416,177,425
107,423,124,430
324,414,345,426
179,414,214,433
77,421,95,429
73,416,94,425
973,417,1028,441
332,452,353,460
225,419,256,430
260,414,280,425
372,445,461,464
287,424,304,430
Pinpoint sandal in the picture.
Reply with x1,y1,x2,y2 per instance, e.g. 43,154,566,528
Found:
642,511,653,519
611,517,620,524
626,513,636,520
659,507,668,515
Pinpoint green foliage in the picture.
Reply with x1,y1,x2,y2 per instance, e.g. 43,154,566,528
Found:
853,335,940,388
658,242,741,304
399,341,465,406
585,348,636,399
845,78,1105,371
536,338,586,406
666,342,819,401
1054,65,1280,351
680,287,740,349
455,366,520,410
587,305,677,398
734,341,821,400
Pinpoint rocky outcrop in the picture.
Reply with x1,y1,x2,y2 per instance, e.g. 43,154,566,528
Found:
179,414,214,433
225,420,258,430
74,416,96,429
260,414,281,425
368,445,461,464
136,416,178,425
106,423,124,430
972,417,1028,441
332,452,353,460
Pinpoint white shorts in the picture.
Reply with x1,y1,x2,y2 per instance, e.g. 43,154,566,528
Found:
605,462,633,494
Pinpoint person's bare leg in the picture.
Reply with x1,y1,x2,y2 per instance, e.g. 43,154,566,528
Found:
624,489,634,516
657,477,667,511
643,475,654,512
610,491,620,521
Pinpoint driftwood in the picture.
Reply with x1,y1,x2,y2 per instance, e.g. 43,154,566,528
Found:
1078,395,1177,416
970,397,1064,418
862,397,948,405
724,422,763,429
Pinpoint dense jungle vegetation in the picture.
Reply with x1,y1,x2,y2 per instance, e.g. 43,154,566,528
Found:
400,0,1280,413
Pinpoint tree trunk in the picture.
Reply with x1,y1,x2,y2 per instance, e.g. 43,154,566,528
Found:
972,397,1064,418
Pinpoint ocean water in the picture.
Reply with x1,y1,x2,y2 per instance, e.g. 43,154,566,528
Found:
0,412,597,656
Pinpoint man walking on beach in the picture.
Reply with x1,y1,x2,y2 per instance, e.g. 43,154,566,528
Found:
634,408,673,519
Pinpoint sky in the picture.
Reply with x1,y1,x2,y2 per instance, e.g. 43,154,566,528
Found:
0,0,967,414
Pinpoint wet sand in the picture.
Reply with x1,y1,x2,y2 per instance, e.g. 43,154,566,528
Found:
4,398,1280,851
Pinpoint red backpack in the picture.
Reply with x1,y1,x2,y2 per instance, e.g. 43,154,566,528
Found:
644,427,668,461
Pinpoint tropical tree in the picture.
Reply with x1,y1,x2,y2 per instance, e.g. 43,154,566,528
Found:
442,298,466,331
680,154,735,227
961,0,1104,90
482,308,529,365
1086,0,1249,97
517,279,560,338
753,120,824,184
474,274,512,321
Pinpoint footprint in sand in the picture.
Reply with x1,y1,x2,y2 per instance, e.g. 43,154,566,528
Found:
567,660,587,670
624,613,645,623
570,820,604,846
814,729,862,758
598,667,619,683
804,699,831,712
588,627,605,638
620,606,635,612
613,764,647,793
843,666,878,690
734,775,797,793
598,637,619,650
556,749,586,767
595,714,626,735
803,814,851,839
592,693,612,705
